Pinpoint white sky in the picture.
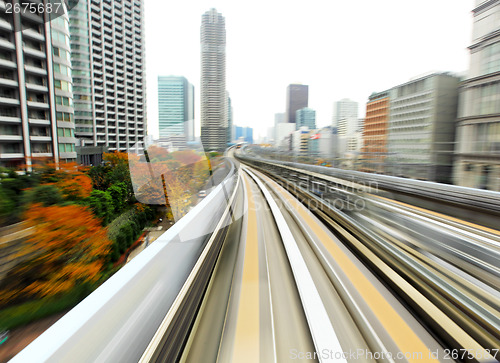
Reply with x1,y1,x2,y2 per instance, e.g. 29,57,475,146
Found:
144,0,474,140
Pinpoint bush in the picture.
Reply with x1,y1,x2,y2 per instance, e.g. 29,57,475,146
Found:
108,182,128,215
0,283,94,331
88,190,113,225
105,204,154,262
20,184,63,207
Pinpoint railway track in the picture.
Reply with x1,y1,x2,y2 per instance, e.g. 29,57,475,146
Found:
235,157,499,363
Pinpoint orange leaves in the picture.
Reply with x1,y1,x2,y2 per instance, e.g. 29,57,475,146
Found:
145,145,170,161
23,203,111,259
5,204,113,301
103,151,136,166
55,174,92,200
31,161,93,201
171,150,202,165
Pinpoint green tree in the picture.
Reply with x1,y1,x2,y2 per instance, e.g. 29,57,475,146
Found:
108,182,128,215
0,187,15,225
20,184,63,207
88,190,114,225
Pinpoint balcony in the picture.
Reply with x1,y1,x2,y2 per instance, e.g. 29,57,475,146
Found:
0,153,24,159
0,78,18,88
30,135,52,142
0,38,15,51
0,58,16,69
26,83,48,93
23,46,46,59
29,118,50,125
27,100,49,109
0,17,13,32
0,96,20,106
24,65,47,76
31,152,53,157
0,115,21,124
0,135,23,142
22,28,45,42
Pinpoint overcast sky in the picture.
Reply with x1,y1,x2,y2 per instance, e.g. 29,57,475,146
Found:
144,0,474,140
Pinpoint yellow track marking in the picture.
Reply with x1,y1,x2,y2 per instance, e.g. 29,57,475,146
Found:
263,175,439,363
371,194,500,236
232,174,260,363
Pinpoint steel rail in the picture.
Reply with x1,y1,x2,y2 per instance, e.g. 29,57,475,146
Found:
239,157,498,363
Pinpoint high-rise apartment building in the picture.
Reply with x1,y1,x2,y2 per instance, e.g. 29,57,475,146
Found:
361,91,390,172
285,84,308,124
296,107,316,130
388,73,459,182
69,0,146,152
0,5,76,168
333,98,358,136
454,0,500,191
227,92,232,144
200,8,227,152
157,76,194,141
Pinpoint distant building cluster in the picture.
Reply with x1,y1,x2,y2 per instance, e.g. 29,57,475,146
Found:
268,1,500,191
1,2,499,191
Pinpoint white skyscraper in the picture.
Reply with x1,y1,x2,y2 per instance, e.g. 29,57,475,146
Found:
200,8,227,151
333,98,358,136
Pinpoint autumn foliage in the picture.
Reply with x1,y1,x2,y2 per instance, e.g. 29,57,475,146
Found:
0,204,112,305
129,148,211,220
33,162,92,201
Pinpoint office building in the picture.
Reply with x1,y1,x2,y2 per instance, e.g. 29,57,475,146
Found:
234,126,253,144
200,8,227,151
158,76,194,141
274,112,285,126
276,122,296,148
454,0,500,191
285,84,308,124
69,0,147,152
317,126,337,158
357,118,364,133
333,98,358,136
296,107,316,130
291,127,311,155
273,112,285,143
0,5,76,168
362,91,390,172
388,73,460,182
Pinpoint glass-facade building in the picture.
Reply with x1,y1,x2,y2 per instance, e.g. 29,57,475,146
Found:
158,76,194,141
296,107,316,130
285,84,308,124
234,126,253,144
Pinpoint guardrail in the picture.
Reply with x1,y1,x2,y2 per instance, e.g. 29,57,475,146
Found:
236,152,500,228
11,160,239,363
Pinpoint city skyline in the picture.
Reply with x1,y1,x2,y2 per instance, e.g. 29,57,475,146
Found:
144,0,473,139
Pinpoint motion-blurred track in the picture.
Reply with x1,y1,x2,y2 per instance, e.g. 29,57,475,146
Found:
11,148,500,363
